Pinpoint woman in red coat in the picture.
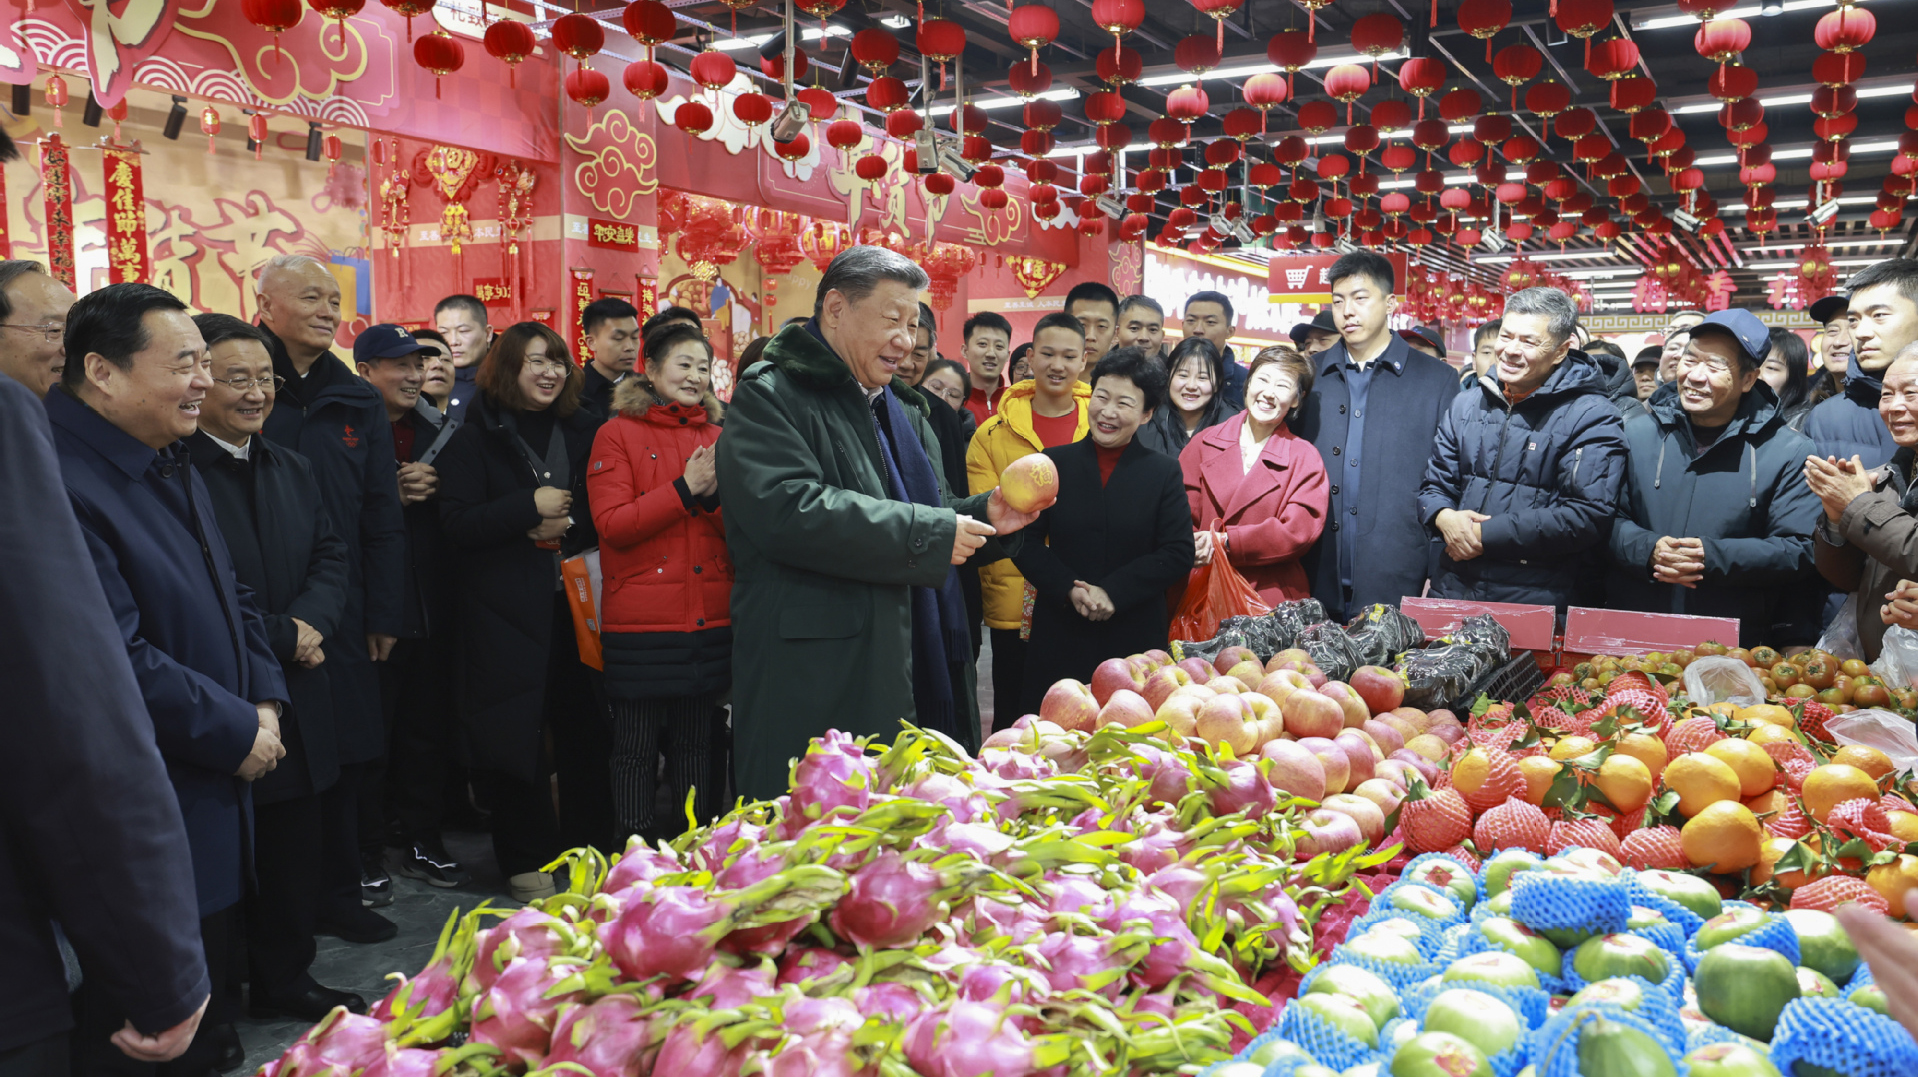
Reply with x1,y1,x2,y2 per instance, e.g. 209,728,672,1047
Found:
587,321,731,841
1179,346,1330,606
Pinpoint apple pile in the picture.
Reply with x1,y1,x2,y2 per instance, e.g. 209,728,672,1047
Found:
254,720,1403,1077
1205,844,1916,1077
1034,647,1466,862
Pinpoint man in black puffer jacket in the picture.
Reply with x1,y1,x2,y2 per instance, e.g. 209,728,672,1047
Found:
1418,287,1628,611
1608,309,1820,647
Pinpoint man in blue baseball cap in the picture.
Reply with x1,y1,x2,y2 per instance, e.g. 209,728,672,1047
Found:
1606,307,1821,646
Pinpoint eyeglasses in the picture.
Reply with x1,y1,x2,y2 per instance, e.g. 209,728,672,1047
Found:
216,374,286,393
0,322,63,343
524,358,571,375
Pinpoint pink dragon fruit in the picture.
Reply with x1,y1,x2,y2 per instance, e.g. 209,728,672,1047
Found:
902,1000,1067,1077
541,994,663,1077
358,1043,486,1077
828,851,947,949
1044,873,1115,924
466,908,578,993
917,821,1016,865
690,817,766,874
855,981,931,1024
957,894,1048,946
276,1010,391,1076
957,962,1051,1007
744,995,874,1077
978,747,1059,782
602,884,732,982
1206,758,1277,818
776,947,855,988
371,910,467,1045
903,772,990,824
1131,744,1195,807
468,956,588,1067
688,958,778,1010
1109,890,1203,988
651,1011,780,1077
1115,821,1185,875
779,731,877,837
603,836,684,893
1143,864,1209,910
1031,932,1146,1000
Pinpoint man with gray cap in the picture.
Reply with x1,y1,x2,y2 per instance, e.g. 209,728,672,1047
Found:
1606,308,1820,646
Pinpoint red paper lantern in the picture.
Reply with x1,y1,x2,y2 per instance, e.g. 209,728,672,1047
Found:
1323,64,1371,124
1815,7,1874,53
1174,34,1221,75
1694,18,1750,64
1709,64,1757,101
246,111,267,159
1091,0,1145,38
243,0,304,60
1502,135,1541,164
1008,5,1058,72
1457,0,1511,62
775,134,811,161
800,86,841,122
1474,114,1512,145
1439,87,1482,123
690,50,736,92
1555,107,1596,140
1249,162,1284,187
551,12,605,60
733,92,774,127
1165,86,1209,123
675,101,714,134
565,67,610,110
1297,100,1339,134
624,1,676,48
1350,14,1403,63
1813,85,1858,117
201,106,221,155
1191,0,1243,49
1244,73,1289,116
1267,30,1316,96
1007,61,1052,97
887,110,923,139
1629,108,1671,142
1096,46,1143,85
1371,99,1413,131
1398,57,1446,119
947,101,984,134
1814,113,1859,142
1087,90,1129,125
483,20,537,86
1610,75,1657,114
1586,38,1638,81
413,31,463,98
1222,108,1263,140
849,28,899,72
855,154,887,186
1025,99,1063,131
1525,81,1571,118
380,0,434,41
866,76,909,112
1813,51,1866,88
623,59,669,100
1096,124,1132,151
1720,97,1763,131
761,49,808,81
825,119,863,151
917,20,966,63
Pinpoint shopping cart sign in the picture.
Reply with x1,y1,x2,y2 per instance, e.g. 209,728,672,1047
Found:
1266,252,1409,302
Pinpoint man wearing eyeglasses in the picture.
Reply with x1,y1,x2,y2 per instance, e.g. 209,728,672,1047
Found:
0,259,75,398
182,313,366,1024
254,254,406,942
1607,308,1820,646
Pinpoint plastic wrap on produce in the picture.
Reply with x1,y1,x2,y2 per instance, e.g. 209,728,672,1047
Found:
1175,615,1266,664
1298,622,1361,683
1870,625,1918,688
1395,643,1480,709
1681,655,1767,708
1452,614,1512,665
1268,598,1328,652
1344,604,1424,668
1824,708,1918,777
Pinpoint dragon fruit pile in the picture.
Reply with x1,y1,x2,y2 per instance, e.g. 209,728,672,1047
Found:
259,721,1395,1077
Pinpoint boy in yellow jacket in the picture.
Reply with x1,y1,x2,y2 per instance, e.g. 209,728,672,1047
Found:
966,312,1091,729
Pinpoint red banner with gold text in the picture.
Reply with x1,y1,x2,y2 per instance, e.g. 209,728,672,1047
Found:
570,268,594,366
104,147,150,284
40,136,74,289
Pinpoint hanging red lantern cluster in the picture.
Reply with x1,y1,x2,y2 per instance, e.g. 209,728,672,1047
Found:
1008,5,1057,75
484,20,537,87
413,31,463,98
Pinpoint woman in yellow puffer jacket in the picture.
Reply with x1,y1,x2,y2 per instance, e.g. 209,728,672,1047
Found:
965,313,1091,731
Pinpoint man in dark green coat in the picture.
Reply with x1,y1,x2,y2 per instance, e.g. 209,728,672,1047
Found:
718,247,1048,800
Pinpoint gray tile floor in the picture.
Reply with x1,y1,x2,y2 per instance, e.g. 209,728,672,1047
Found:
236,832,510,1071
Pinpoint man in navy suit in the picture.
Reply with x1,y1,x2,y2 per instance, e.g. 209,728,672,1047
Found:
46,283,287,1075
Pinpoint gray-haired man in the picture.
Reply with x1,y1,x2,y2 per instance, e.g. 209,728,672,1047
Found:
1417,286,1628,610
0,260,75,398
717,246,1052,799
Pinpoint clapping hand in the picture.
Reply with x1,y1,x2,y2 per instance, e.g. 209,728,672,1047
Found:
1804,454,1874,524
1650,536,1706,588
1070,580,1114,622
683,445,718,498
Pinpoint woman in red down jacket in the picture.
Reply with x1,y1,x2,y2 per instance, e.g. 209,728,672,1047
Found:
1179,346,1330,607
588,321,731,841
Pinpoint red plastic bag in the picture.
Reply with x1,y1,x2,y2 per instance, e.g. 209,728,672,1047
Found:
1169,535,1272,642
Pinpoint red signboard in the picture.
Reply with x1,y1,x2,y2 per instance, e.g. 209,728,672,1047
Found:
586,217,641,252
472,277,513,307
1562,608,1741,656
1267,252,1410,301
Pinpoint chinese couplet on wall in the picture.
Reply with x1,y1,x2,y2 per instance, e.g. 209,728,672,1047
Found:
638,276,657,321
40,136,74,288
570,267,594,365
104,146,150,283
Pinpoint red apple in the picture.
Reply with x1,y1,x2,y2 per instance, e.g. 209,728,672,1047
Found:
1195,694,1260,755
1214,646,1261,675
1257,668,1313,705
1298,808,1365,857
1177,657,1214,683
1242,692,1282,747
1000,452,1060,513
1334,729,1379,787
1298,736,1351,795
1265,648,1315,674
1425,714,1468,747
1208,676,1248,694
1318,680,1371,728
1281,689,1346,741
1352,777,1405,818
1224,659,1266,686
1089,656,1149,706
1391,748,1441,785
1405,734,1451,763
1140,666,1193,710
1039,679,1099,733
1390,706,1432,731
1142,648,1173,671
1260,739,1327,801
1098,689,1156,730
1362,719,1406,756
1322,793,1387,847
1350,665,1407,715
1154,693,1205,739
1374,759,1416,790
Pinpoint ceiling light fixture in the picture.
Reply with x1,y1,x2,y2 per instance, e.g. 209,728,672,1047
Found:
879,13,910,28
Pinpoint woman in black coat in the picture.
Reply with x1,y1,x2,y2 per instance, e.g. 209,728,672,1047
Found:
437,322,608,902
1014,348,1196,712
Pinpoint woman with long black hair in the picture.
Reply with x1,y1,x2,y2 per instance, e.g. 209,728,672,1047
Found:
1760,327,1814,430
1136,337,1234,457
